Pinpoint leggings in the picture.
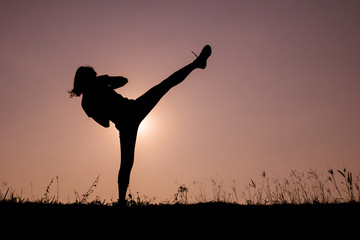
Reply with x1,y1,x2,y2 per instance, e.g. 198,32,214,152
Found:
115,61,197,203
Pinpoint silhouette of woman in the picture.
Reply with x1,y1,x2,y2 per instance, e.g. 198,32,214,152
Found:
69,45,212,204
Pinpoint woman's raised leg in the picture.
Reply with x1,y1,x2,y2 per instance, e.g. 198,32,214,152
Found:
117,61,198,204
135,45,212,122
116,45,211,204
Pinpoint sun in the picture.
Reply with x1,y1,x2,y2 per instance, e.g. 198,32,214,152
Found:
138,118,150,135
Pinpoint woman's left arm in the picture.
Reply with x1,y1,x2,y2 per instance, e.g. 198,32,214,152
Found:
97,75,128,89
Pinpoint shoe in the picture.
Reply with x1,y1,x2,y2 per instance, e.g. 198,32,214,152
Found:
193,45,212,69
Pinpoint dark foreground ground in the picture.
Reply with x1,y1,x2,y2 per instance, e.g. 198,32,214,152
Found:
1,201,359,238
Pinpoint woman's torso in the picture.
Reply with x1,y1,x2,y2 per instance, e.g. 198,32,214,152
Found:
81,86,129,122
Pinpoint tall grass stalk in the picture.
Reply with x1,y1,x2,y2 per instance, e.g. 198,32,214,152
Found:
242,168,360,205
74,174,100,204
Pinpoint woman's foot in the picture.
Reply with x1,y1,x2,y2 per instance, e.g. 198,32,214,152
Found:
193,45,212,69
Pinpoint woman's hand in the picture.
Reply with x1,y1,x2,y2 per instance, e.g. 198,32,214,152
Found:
108,76,128,89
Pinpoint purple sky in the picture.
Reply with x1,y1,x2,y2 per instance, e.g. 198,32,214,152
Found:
1,0,359,202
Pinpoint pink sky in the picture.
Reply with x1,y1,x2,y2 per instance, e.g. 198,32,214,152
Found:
1,0,359,202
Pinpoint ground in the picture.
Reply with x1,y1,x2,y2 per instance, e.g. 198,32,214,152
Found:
1,201,358,238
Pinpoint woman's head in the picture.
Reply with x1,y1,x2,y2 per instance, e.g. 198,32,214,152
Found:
69,66,97,97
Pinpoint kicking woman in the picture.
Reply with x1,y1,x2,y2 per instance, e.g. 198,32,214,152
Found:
69,45,212,204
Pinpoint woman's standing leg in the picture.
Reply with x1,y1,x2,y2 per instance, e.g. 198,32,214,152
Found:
117,122,139,204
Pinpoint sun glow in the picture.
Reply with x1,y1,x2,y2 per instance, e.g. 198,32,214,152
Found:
138,118,150,135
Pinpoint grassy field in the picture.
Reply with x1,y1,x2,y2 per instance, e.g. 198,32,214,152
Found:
1,169,359,238
1,200,359,238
